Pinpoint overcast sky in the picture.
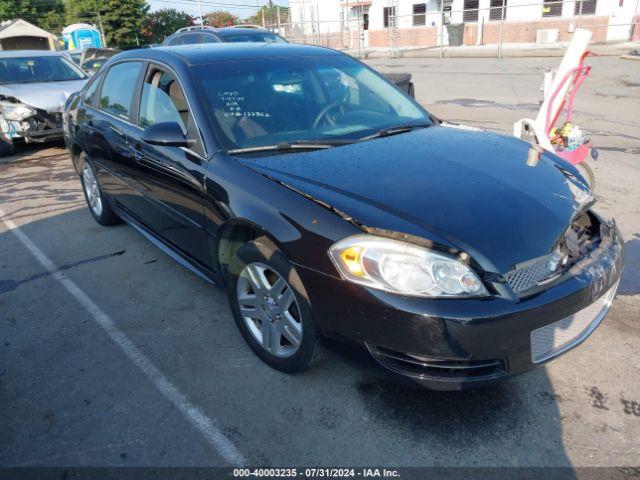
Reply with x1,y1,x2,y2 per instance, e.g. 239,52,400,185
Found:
148,0,289,20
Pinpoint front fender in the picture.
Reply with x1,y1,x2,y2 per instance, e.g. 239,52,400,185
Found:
204,153,360,277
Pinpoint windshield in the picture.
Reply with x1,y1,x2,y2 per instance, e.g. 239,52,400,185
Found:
0,56,86,84
193,54,431,150
222,33,287,43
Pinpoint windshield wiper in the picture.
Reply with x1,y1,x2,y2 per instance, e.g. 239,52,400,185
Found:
228,141,347,155
358,123,431,141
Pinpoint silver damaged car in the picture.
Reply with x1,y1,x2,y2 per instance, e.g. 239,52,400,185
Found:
0,50,87,156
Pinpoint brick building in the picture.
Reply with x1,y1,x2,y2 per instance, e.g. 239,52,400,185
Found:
288,0,640,49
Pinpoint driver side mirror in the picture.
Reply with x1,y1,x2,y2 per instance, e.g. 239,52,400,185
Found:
141,121,190,148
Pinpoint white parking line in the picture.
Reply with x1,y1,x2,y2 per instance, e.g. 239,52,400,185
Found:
0,208,247,467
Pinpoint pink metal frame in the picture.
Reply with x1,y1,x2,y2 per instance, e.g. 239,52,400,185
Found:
545,52,592,165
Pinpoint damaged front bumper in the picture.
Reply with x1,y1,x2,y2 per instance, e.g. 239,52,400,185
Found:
0,105,64,144
296,213,624,390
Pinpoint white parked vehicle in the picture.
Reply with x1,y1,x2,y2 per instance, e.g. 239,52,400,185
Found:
0,50,88,156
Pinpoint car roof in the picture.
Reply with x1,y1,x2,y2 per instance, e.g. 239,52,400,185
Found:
0,50,64,58
115,43,340,67
171,26,269,35
214,27,276,36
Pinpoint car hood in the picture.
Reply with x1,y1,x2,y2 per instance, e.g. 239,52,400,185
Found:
240,126,593,273
0,80,87,112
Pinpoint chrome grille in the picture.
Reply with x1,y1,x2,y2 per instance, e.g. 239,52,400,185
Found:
504,255,554,295
531,283,618,363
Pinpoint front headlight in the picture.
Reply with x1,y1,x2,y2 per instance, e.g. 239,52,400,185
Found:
329,235,489,298
0,101,36,121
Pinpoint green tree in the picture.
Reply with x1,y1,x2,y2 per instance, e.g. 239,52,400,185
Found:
65,0,104,29
0,0,66,33
246,4,288,27
97,0,149,48
65,0,149,47
142,8,193,44
205,10,238,28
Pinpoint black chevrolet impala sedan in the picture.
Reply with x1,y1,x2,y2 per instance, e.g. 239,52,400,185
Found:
64,43,623,390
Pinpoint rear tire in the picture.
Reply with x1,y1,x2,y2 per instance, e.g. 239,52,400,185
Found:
79,153,122,226
226,237,325,373
576,161,596,191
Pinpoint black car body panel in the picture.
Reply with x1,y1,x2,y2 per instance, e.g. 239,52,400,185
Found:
295,216,622,389
64,44,623,390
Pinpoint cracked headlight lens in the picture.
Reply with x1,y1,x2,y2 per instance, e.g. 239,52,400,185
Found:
329,235,488,298
0,101,36,121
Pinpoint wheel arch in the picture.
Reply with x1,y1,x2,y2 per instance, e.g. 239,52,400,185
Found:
215,218,292,286
69,142,85,174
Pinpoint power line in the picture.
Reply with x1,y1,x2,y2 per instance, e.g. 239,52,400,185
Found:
2,0,289,17
6,0,273,8
152,0,261,11
1,0,289,29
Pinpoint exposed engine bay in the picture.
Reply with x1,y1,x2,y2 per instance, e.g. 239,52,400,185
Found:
561,210,601,263
502,209,603,297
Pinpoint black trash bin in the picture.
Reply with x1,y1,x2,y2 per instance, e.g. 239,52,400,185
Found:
447,23,464,46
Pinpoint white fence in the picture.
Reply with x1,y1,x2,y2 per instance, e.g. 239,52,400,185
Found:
268,0,640,58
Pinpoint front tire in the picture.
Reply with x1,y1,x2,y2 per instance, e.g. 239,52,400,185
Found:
226,237,323,373
79,153,121,226
0,136,14,157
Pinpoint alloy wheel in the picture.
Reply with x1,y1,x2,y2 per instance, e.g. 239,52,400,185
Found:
82,162,103,217
236,262,303,358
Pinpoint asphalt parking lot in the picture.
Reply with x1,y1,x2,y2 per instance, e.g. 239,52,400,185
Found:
1,56,639,468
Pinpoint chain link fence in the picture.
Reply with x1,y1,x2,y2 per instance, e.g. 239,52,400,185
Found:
267,0,640,59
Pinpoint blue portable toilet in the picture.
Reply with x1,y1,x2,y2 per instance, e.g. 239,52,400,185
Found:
62,23,103,50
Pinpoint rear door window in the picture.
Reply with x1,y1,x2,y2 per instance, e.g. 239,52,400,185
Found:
98,62,143,121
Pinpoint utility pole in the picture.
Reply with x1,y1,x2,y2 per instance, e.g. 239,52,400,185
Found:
498,0,506,58
440,0,444,58
276,6,282,32
577,0,584,29
268,0,275,30
197,0,204,26
97,11,106,48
